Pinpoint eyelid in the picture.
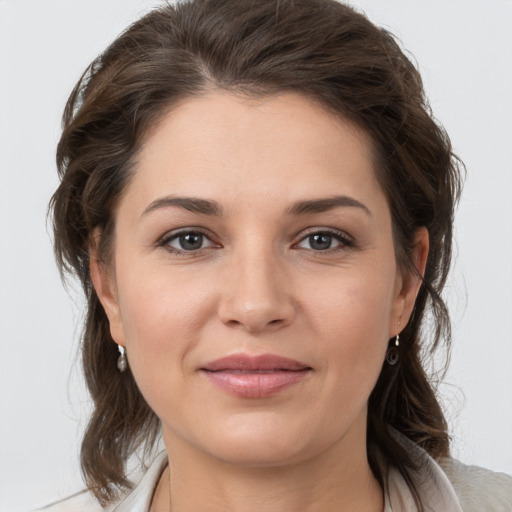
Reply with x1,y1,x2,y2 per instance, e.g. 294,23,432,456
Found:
156,227,220,253
293,227,354,250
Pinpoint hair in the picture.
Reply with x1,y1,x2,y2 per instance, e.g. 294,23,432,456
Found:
50,0,463,507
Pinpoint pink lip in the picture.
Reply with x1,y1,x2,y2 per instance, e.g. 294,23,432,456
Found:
200,354,312,398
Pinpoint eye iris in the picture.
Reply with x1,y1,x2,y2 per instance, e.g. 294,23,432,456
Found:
310,234,332,250
179,233,203,250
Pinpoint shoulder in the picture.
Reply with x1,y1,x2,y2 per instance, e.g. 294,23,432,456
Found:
33,490,105,512
33,451,168,512
439,458,512,512
388,428,512,511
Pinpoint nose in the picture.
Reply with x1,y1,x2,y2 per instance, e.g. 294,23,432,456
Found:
217,247,296,333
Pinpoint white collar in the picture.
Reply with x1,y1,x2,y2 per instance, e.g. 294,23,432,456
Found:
111,451,168,512
384,431,463,512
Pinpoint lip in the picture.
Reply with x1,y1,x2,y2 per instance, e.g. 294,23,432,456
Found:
200,353,313,398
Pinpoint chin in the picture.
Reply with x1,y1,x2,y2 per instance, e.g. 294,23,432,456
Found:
210,441,308,468
197,415,327,468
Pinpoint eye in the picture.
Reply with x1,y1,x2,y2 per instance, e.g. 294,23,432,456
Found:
295,229,352,252
159,230,216,253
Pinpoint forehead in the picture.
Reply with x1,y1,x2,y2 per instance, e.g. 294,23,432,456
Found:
126,91,383,213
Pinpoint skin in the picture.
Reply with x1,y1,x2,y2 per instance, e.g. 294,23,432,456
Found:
91,91,428,512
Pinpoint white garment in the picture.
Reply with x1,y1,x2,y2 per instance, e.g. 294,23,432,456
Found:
36,444,512,512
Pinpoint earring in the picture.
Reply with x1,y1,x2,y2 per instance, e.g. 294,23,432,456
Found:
117,345,127,372
386,334,400,365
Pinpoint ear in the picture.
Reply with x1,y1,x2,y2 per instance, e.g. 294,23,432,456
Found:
390,227,429,337
89,231,126,347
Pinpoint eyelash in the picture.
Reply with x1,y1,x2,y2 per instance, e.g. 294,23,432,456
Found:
156,227,354,256
157,228,216,256
295,228,354,252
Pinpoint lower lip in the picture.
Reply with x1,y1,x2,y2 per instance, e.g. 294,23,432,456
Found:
202,369,311,398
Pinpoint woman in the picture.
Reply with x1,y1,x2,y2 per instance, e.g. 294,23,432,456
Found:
40,0,512,510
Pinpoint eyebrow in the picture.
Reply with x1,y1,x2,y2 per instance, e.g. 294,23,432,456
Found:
141,194,371,218
287,195,372,217
141,196,223,217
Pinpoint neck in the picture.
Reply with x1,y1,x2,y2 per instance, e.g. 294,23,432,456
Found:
151,425,383,512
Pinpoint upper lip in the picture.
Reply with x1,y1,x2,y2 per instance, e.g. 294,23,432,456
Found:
201,353,312,372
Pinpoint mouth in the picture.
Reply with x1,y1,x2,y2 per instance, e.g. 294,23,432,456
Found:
200,353,313,398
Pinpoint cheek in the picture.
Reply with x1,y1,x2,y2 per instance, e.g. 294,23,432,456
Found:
303,266,395,394
306,262,395,340
114,265,214,403
117,261,212,338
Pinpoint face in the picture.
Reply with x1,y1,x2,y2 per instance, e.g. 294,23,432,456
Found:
92,91,425,469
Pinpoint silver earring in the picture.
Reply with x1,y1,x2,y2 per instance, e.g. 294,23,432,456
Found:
117,345,127,372
386,334,400,365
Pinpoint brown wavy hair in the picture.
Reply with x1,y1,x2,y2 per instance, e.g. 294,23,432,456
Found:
50,0,463,507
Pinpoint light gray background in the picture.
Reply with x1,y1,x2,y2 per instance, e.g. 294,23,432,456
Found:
1,1,511,511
